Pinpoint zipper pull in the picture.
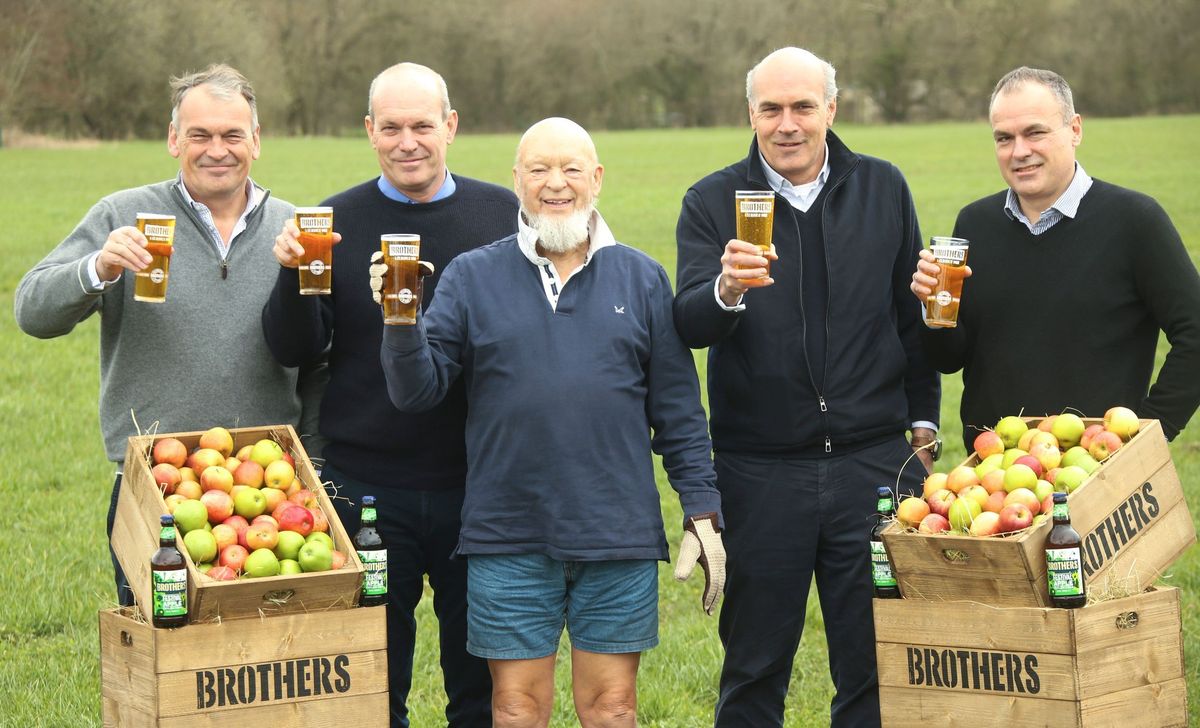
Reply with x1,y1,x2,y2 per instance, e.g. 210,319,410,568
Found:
818,396,828,412
825,436,831,453
220,259,228,280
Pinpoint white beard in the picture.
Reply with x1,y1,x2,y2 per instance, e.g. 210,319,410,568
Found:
524,205,592,253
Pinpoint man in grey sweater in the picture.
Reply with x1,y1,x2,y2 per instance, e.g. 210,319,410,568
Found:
13,64,322,607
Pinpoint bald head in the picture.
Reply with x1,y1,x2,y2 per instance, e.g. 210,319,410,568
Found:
513,117,604,253
747,47,837,107
516,117,598,166
368,62,451,121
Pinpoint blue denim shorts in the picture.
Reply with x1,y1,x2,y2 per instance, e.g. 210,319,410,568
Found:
466,554,659,660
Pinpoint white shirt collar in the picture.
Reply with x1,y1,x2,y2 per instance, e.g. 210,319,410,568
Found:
175,175,262,217
758,144,830,212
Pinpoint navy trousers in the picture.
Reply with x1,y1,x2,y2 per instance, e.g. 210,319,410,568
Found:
712,435,926,728
324,462,491,728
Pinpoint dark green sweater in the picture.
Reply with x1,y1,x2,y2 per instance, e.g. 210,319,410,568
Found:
920,179,1200,452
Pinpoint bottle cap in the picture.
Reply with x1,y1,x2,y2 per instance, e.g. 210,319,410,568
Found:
362,495,375,507
1052,492,1068,504
161,514,174,526
876,486,893,498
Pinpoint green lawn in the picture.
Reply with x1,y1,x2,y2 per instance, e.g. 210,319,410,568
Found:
1,118,1198,726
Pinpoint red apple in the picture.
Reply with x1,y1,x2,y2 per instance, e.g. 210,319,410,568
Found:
1012,455,1044,479
152,437,188,467
309,507,329,533
235,444,254,461
1037,415,1057,432
211,523,238,551
252,514,279,529
175,480,202,500
984,490,1007,514
262,487,287,514
1080,423,1105,450
330,550,348,569
922,472,949,499
206,564,239,581
926,489,957,518
278,505,315,536
945,466,980,494
980,468,1007,495
896,496,930,528
200,465,234,494
1104,406,1140,441
200,489,235,524
1003,487,1041,516
232,460,265,488
245,522,279,551
199,427,235,458
998,503,1034,533
187,448,226,477
1017,428,1038,452
1028,442,1062,472
151,463,182,495
968,510,1001,537
288,489,320,510
972,430,1005,459
219,543,250,572
1040,493,1054,517
1088,430,1123,462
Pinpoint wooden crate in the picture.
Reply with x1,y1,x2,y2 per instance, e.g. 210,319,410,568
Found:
881,419,1196,607
100,605,388,726
115,425,364,623
874,587,1187,727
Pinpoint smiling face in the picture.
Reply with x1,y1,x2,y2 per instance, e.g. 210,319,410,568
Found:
513,119,603,221
990,82,1082,218
365,72,457,203
167,85,260,206
749,54,835,186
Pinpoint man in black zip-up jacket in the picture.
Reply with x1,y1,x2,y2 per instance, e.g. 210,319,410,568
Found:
673,47,940,728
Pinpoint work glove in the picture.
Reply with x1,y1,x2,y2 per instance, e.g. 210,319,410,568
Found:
368,251,435,305
674,512,726,615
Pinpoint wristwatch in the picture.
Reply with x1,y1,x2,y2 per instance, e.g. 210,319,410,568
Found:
910,433,942,461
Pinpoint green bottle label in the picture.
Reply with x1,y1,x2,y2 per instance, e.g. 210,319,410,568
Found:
877,497,893,514
362,507,377,524
152,568,188,619
1053,502,1069,520
160,525,176,541
1046,547,1084,598
358,549,387,596
870,540,897,588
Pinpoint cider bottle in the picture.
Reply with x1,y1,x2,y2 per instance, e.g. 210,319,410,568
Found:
354,496,387,607
871,486,901,599
1045,492,1086,608
150,514,188,628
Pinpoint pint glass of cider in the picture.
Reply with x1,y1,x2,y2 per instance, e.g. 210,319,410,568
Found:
134,213,176,303
296,207,334,295
924,236,970,328
735,191,774,276
381,234,421,325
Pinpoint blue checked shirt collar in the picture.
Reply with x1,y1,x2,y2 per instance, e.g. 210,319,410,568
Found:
1004,163,1093,235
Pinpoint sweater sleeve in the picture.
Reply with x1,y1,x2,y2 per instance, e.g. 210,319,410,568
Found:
892,173,941,426
380,260,467,412
673,188,742,349
13,199,116,338
646,266,724,526
1131,197,1200,440
261,263,333,367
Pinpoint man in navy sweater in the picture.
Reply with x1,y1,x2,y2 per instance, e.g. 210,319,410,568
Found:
911,67,1200,451
674,47,939,728
262,63,518,728
379,117,725,728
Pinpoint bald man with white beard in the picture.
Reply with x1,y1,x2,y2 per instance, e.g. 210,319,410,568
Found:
378,118,726,728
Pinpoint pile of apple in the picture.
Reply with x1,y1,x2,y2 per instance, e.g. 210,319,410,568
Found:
896,406,1141,537
148,427,349,580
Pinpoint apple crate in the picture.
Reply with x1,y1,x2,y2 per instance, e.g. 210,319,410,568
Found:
100,605,388,726
881,418,1196,607
114,424,365,623
873,586,1188,727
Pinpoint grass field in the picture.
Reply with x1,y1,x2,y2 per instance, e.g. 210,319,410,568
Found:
2,117,1198,726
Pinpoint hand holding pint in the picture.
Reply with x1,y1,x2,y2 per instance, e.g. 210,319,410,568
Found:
296,207,334,295
381,234,421,325
922,236,970,328
133,213,176,303
735,190,775,276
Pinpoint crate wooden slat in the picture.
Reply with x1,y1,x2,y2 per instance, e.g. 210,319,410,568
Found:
115,425,364,623
100,606,388,726
874,587,1188,727
881,419,1196,607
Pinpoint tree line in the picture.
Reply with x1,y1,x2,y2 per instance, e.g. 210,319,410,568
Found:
2,0,1197,140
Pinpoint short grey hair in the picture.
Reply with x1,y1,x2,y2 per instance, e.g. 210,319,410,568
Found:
990,66,1075,124
746,47,838,107
367,62,452,121
170,64,258,130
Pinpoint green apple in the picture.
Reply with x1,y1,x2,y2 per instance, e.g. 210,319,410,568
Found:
233,487,267,519
305,531,335,551
994,416,1028,449
948,498,982,533
1033,479,1054,504
173,500,209,534
249,439,284,469
1003,464,1038,493
274,530,306,561
974,453,1004,479
1051,413,1086,450
244,548,281,578
1054,465,1090,493
183,529,218,564
279,559,302,575
298,541,333,572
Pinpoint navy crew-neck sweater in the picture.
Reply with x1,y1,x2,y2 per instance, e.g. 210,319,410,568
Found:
920,179,1200,452
262,175,518,489
381,234,722,561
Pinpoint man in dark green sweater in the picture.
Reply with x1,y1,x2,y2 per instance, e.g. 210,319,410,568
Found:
912,67,1200,452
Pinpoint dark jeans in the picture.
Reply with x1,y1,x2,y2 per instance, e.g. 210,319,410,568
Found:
712,436,926,728
323,461,491,728
105,472,137,607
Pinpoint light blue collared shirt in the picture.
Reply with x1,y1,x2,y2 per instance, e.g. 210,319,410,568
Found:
377,170,456,204
758,145,831,213
1003,163,1093,235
